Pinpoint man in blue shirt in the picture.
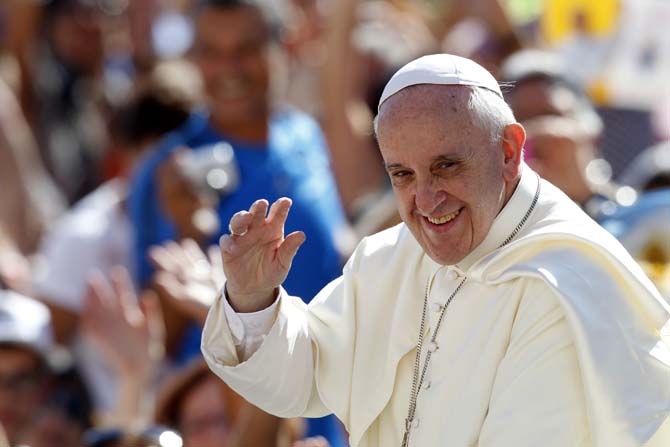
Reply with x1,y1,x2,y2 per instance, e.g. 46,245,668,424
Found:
128,0,348,444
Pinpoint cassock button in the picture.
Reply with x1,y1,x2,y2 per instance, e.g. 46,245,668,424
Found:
446,269,459,280
427,341,439,352
430,302,443,313
412,418,420,429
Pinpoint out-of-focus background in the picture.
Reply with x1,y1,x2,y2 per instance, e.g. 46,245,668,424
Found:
0,1,668,446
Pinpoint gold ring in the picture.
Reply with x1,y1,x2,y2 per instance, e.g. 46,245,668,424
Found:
228,223,248,237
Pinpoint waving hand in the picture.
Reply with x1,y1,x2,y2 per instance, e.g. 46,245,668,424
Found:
220,198,305,312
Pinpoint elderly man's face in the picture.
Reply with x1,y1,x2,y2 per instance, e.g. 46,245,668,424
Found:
377,85,523,265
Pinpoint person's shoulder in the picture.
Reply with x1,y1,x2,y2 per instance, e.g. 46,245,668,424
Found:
518,178,623,251
477,224,649,298
50,181,126,238
272,105,319,127
133,111,209,173
127,112,210,204
78,179,125,207
269,107,336,186
271,106,324,145
475,179,640,282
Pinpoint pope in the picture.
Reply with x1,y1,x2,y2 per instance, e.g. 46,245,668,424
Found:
201,54,670,447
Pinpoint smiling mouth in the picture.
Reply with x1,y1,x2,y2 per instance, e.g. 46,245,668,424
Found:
214,79,250,100
426,208,461,225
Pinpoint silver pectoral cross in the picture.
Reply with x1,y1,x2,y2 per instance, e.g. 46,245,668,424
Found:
401,418,412,447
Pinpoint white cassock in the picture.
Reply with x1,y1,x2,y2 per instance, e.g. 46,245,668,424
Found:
202,166,670,447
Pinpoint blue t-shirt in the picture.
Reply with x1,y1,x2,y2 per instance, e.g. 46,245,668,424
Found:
128,108,347,446
129,109,346,293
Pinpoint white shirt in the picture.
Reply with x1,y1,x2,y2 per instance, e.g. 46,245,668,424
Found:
222,295,278,362
32,179,132,412
32,180,132,311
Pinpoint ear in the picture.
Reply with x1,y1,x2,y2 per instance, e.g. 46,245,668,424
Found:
501,123,525,181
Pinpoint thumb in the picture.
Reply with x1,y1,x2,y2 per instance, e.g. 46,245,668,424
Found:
277,231,306,270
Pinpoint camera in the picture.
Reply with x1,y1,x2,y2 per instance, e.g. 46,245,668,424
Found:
177,142,240,196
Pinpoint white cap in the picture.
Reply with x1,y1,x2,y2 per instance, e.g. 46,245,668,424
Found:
378,53,502,111
0,290,53,358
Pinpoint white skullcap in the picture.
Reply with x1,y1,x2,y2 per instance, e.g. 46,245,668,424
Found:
378,53,502,111
0,290,54,358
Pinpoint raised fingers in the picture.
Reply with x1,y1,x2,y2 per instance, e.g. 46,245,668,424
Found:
228,199,269,237
148,245,179,274
228,210,253,237
84,271,121,331
87,270,114,308
221,197,290,256
277,231,306,269
181,238,207,264
250,199,269,227
110,267,142,322
153,267,186,300
207,245,226,288
138,290,165,361
266,197,293,236
165,240,191,267
207,244,223,272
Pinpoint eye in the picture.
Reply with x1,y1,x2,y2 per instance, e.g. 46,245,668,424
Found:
437,161,455,170
388,169,413,185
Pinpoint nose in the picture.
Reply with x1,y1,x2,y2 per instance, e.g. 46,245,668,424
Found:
202,56,239,79
414,177,447,215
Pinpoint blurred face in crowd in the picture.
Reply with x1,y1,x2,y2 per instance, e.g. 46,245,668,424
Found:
20,407,85,447
505,78,577,122
523,116,595,204
177,376,231,447
377,85,524,265
50,4,104,75
0,346,50,444
192,5,271,134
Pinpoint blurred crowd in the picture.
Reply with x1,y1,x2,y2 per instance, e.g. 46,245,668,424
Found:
0,0,668,446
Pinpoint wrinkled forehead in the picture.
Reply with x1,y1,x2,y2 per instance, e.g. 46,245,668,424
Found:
376,84,471,132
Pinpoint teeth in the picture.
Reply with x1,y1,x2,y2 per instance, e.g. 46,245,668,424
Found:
427,209,460,225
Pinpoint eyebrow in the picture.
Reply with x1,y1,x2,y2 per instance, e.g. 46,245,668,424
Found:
384,154,465,170
433,154,464,162
384,162,405,170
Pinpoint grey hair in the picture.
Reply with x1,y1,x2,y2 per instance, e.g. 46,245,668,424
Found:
466,86,517,143
373,85,517,141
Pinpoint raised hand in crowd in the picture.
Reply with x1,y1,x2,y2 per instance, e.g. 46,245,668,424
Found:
150,236,334,447
0,424,7,447
81,267,165,428
150,238,225,325
0,224,31,293
220,198,306,312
